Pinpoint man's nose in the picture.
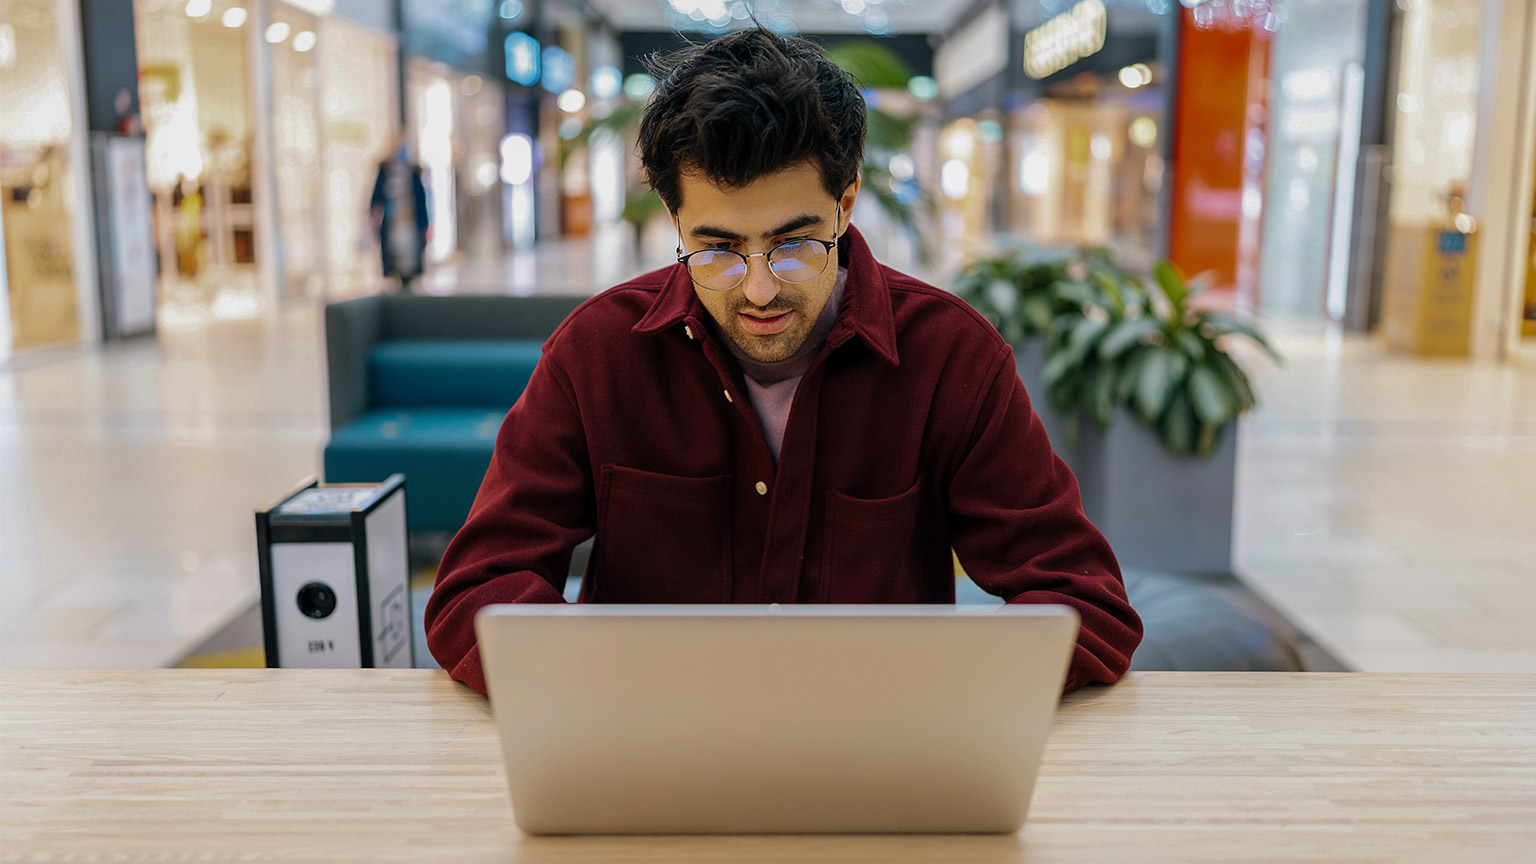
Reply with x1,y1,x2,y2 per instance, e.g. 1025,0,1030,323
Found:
741,255,781,308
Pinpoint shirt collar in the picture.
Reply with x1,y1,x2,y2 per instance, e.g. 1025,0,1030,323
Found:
632,223,900,367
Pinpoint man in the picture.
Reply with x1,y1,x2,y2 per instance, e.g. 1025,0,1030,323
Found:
425,28,1142,694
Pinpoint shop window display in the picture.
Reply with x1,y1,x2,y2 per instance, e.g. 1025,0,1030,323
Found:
1007,84,1166,270
135,0,260,312
0,0,83,352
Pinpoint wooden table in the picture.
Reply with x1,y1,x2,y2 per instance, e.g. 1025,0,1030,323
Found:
2,671,1533,863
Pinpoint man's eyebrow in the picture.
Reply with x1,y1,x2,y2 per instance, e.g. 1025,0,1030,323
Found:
689,213,824,241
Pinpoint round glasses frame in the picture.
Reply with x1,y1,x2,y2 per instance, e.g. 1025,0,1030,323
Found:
676,206,842,292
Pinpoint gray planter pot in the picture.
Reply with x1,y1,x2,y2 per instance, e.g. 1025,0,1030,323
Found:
1013,340,1237,574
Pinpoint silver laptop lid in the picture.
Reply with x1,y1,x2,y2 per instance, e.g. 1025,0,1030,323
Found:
475,604,1079,835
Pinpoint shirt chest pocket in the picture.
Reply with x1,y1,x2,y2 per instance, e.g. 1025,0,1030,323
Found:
592,464,733,603
821,479,923,603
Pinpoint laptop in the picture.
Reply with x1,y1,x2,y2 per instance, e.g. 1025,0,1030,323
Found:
474,604,1079,835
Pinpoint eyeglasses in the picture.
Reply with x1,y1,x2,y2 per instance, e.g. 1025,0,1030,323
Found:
676,206,841,292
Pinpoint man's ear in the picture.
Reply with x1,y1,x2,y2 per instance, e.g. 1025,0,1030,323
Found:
838,176,862,232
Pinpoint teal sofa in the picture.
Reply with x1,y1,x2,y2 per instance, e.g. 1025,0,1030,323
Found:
323,294,588,533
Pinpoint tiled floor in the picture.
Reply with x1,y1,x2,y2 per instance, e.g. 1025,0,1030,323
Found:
2,241,1533,672
0,304,329,667
1234,324,1536,672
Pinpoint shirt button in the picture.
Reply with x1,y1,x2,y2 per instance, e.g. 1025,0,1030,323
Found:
684,325,694,340
724,389,734,404
755,481,768,495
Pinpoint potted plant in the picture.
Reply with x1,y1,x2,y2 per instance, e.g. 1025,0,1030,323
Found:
957,252,1278,573
952,247,1128,446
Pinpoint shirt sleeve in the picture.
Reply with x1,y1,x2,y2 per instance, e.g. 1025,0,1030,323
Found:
947,346,1144,692
423,352,593,694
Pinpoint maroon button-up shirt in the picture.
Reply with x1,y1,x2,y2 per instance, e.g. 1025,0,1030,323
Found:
425,227,1142,694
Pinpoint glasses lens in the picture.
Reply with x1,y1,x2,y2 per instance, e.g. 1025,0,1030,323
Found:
767,240,829,283
687,249,747,290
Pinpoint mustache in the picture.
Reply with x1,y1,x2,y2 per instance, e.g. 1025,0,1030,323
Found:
729,292,806,318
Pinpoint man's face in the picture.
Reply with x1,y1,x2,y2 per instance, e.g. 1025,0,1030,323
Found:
673,162,859,363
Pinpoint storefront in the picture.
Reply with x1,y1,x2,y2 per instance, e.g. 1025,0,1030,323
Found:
931,2,1171,271
134,0,401,312
930,3,1011,268
1011,4,1168,269
134,0,261,315
401,0,505,268
0,0,99,356
1378,0,1536,358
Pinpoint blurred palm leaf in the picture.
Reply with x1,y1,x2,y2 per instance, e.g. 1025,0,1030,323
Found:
826,39,914,89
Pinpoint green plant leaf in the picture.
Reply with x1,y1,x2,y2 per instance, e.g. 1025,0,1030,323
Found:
1041,349,1076,387
1050,378,1076,416
826,39,914,90
1068,316,1108,354
1153,260,1189,320
985,278,1018,316
1049,312,1081,344
1116,346,1150,402
1187,365,1233,426
1200,312,1282,361
1054,280,1098,309
1019,295,1053,333
866,108,919,153
1091,269,1126,317
1209,350,1256,412
1134,347,1189,423
1097,318,1161,360
620,188,666,229
1176,330,1207,361
1022,262,1065,290
1161,390,1196,457
1085,362,1115,428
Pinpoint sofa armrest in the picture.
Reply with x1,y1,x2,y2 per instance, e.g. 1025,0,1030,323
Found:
325,296,385,431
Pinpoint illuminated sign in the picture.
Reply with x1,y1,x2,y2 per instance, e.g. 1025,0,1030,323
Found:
504,32,540,86
1024,0,1107,80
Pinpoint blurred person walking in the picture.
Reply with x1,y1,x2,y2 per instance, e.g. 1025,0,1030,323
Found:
369,141,429,292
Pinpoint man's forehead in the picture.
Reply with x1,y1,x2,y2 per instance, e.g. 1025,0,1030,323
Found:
674,164,834,234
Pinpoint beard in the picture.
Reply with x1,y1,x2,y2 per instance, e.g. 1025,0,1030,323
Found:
719,288,819,363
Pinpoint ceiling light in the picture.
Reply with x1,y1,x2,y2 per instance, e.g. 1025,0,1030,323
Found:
292,31,316,52
265,22,290,43
185,0,212,18
222,7,248,28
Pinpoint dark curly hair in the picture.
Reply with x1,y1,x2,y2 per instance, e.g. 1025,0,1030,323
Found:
638,28,867,213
